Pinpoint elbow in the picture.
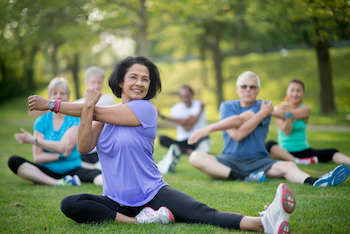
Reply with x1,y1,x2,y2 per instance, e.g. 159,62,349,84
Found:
77,143,91,154
230,134,243,142
78,147,90,154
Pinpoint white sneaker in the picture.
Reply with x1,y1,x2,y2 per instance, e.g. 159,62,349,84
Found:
259,183,296,234
157,144,181,174
195,138,212,153
135,206,175,224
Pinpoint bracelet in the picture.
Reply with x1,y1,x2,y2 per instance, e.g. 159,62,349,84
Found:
53,100,61,114
285,112,292,119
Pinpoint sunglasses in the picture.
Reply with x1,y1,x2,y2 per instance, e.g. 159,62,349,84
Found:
239,85,258,90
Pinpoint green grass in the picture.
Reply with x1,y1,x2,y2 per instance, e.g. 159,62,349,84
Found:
1,104,350,233
1,48,350,233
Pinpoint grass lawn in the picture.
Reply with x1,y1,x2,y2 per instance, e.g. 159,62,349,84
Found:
1,103,350,234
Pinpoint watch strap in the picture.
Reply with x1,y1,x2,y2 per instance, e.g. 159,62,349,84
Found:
53,100,61,113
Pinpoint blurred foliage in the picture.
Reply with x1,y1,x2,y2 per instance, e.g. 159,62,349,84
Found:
0,0,349,113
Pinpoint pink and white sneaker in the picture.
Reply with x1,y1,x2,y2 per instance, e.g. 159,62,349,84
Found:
259,183,296,234
135,206,175,224
295,156,318,165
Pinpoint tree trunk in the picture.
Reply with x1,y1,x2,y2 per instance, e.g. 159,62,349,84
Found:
50,43,59,77
136,0,148,57
210,21,224,110
70,53,80,100
315,39,337,115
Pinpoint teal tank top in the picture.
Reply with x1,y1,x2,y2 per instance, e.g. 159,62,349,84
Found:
278,118,310,152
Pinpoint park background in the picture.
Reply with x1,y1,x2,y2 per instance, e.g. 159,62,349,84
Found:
1,0,350,233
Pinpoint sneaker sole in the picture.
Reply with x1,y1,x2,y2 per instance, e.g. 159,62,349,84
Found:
330,164,349,185
276,220,291,234
280,183,296,214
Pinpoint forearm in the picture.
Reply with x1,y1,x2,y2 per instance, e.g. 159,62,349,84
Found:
77,105,94,153
230,111,266,141
35,138,66,153
276,118,293,135
209,115,243,132
33,151,60,164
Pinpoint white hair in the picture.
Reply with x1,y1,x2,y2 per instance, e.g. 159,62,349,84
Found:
236,71,261,87
85,66,105,83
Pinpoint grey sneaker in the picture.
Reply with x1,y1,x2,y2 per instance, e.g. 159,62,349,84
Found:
158,144,181,174
195,138,212,153
135,206,175,224
244,171,266,182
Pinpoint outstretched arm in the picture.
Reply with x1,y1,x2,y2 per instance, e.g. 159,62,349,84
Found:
28,88,140,127
187,110,254,144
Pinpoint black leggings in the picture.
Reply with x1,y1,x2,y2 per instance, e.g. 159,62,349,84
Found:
265,140,338,163
8,155,101,183
60,186,243,229
159,135,209,154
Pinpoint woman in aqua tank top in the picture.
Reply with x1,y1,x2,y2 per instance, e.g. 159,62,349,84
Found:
265,79,350,166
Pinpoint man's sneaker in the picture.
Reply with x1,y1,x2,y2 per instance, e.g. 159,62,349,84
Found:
59,175,81,186
259,183,296,234
313,164,349,187
295,156,318,165
157,144,181,174
195,138,212,153
135,206,175,224
244,171,266,182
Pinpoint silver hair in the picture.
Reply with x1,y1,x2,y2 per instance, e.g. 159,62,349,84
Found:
85,66,105,83
47,77,71,98
236,71,261,87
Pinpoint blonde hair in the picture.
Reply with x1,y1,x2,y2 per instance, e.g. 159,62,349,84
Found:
47,77,71,99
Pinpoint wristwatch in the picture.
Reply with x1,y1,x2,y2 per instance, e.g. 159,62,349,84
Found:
48,100,55,111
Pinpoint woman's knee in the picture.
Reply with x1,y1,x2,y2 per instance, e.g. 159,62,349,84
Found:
60,194,84,217
8,156,27,174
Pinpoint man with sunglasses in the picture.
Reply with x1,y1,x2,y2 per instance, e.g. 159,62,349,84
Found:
187,71,349,187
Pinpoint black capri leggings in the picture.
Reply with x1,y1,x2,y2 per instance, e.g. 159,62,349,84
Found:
8,155,101,183
265,140,338,162
60,186,243,229
159,135,209,154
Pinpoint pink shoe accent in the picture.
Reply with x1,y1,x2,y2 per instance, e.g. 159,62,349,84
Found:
160,206,175,221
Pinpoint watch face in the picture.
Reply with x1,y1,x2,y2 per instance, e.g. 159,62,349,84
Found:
48,101,55,110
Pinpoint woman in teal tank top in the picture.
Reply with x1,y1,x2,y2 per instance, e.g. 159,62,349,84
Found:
265,79,350,166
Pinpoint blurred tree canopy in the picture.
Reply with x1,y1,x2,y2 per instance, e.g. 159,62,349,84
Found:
0,0,349,114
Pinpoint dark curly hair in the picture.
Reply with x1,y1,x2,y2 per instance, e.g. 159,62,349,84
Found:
108,56,162,100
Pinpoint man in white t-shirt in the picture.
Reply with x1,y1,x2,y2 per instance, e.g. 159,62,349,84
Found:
157,85,211,174
75,66,115,170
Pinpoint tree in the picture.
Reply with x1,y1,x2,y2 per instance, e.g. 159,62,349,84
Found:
257,0,350,114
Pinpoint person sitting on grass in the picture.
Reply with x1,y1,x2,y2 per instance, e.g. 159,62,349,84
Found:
188,71,349,187
8,77,102,186
157,85,211,174
29,56,296,234
265,78,350,166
